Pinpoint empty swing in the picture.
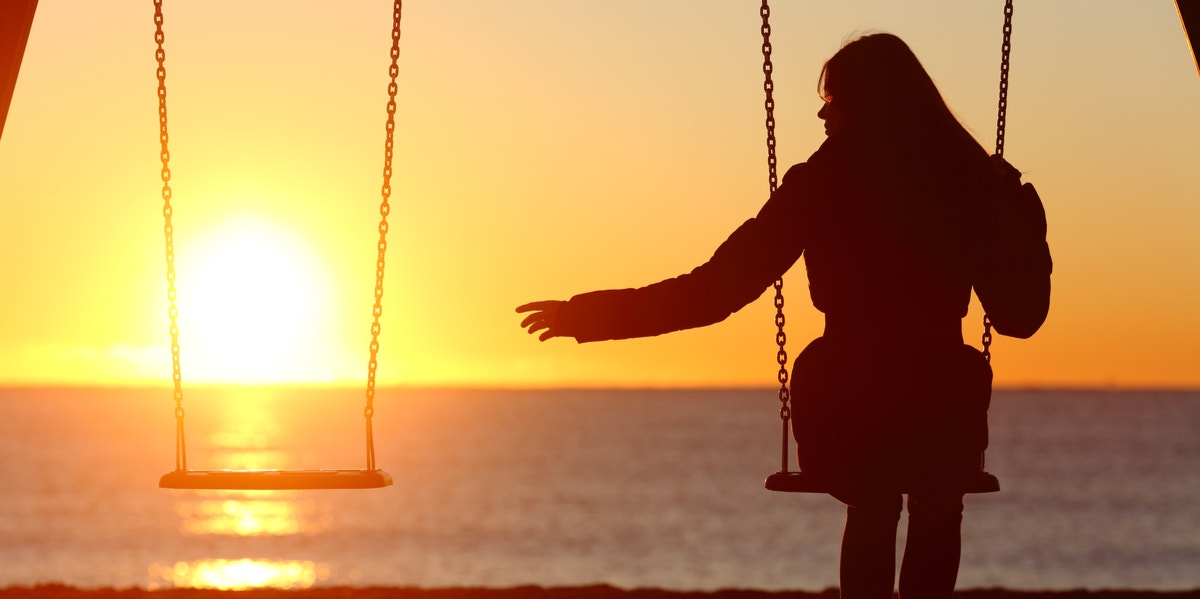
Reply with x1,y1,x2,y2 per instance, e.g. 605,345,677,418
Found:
761,1,1020,495
156,0,403,491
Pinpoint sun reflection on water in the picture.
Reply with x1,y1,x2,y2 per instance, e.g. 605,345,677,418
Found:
207,390,289,470
156,389,351,590
149,559,331,590
171,388,336,537
175,491,334,536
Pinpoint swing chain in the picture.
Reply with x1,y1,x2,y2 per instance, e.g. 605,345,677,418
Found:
364,0,402,472
994,0,1013,159
760,1,779,194
154,0,186,471
983,0,1014,364
761,2,790,472
763,0,792,477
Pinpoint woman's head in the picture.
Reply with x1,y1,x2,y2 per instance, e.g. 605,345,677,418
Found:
818,33,962,138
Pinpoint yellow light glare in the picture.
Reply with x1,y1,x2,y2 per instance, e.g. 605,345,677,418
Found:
150,559,329,590
174,215,339,384
176,491,333,537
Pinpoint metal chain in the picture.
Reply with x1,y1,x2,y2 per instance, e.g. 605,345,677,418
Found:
154,0,187,472
981,315,994,364
994,0,1013,159
153,0,186,472
152,0,402,473
983,0,1014,364
761,0,790,473
761,2,779,194
363,0,402,472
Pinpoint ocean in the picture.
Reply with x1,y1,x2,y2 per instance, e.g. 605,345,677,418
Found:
0,387,1196,591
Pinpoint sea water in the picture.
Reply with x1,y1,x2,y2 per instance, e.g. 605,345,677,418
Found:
0,387,1196,591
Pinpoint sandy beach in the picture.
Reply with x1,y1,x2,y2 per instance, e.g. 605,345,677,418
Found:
2,586,1200,599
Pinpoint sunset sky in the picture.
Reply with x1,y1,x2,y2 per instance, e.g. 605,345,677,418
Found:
1,1,1197,389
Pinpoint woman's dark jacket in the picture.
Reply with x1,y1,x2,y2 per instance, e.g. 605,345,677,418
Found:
555,128,998,486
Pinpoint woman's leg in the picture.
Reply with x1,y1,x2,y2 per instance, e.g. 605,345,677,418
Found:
899,492,964,599
835,492,903,599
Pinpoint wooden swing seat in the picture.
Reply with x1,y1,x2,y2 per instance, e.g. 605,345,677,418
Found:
765,470,999,494
159,469,393,490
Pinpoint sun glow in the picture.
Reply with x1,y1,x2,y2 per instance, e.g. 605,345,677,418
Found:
174,216,343,384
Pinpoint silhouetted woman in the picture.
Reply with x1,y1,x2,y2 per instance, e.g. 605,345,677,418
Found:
518,33,998,599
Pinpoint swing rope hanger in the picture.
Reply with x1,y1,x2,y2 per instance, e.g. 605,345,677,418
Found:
155,0,402,491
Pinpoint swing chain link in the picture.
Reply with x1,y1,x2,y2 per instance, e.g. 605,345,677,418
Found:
154,0,187,471
981,315,994,364
983,0,1014,364
760,1,790,422
364,0,403,471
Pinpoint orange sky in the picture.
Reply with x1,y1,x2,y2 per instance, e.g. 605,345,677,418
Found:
1,1,1197,388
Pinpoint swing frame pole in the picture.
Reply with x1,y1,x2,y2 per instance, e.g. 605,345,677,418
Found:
1178,0,1200,76
0,0,38,143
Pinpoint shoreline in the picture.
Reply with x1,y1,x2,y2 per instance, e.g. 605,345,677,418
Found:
2,586,1199,599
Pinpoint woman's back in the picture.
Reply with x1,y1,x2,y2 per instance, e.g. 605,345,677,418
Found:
797,126,992,345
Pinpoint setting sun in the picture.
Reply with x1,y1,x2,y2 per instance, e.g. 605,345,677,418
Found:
174,215,342,384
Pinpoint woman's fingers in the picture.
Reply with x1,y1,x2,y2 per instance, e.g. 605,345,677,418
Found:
516,300,558,313
522,315,548,332
516,300,565,341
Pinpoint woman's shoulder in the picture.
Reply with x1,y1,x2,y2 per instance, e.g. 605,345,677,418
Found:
782,133,876,190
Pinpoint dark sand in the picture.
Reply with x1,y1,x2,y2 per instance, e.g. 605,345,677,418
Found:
2,586,1199,599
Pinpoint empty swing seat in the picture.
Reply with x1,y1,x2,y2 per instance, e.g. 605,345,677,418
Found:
160,469,393,490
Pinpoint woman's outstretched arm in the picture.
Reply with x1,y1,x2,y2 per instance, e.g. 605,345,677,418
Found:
516,164,814,343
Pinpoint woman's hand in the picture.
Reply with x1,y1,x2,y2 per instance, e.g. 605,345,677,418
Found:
516,300,566,341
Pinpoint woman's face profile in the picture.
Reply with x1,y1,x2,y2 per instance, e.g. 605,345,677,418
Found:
817,99,847,136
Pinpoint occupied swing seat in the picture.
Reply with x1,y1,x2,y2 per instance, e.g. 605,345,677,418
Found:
159,469,393,490
765,465,999,494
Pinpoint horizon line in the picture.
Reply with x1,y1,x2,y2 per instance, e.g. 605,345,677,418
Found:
1,383,1198,394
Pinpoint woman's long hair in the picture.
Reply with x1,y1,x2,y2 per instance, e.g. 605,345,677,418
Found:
819,33,987,164
818,33,992,280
